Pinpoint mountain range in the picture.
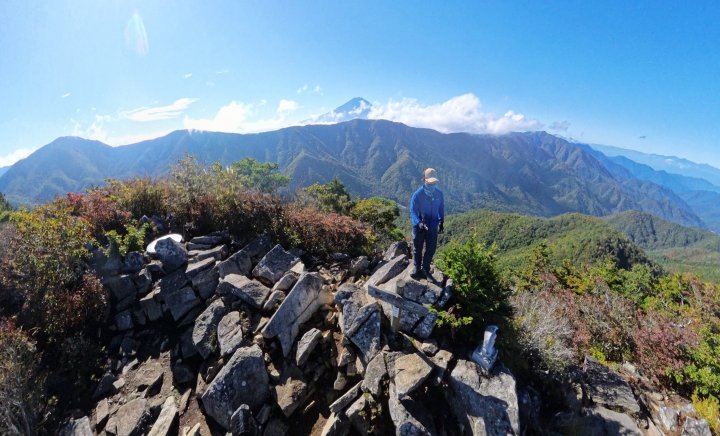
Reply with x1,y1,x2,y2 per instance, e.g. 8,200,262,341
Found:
1,117,712,231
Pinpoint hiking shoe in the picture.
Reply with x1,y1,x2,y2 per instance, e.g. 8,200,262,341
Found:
410,267,425,280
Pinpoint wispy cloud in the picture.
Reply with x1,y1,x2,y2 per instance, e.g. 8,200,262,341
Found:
367,94,542,134
183,73,193,79
296,84,323,95
61,92,71,99
124,10,149,56
549,120,570,131
69,115,173,146
0,147,37,167
121,98,198,122
216,69,230,75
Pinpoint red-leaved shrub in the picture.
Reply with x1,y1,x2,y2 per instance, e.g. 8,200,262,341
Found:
284,207,369,256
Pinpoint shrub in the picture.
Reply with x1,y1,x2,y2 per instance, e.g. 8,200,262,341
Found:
283,207,369,256
437,237,512,341
64,190,130,239
227,157,290,193
682,329,720,397
106,177,169,220
0,204,107,341
105,223,150,257
0,320,45,436
578,290,637,362
693,392,720,435
632,309,698,388
351,197,403,246
511,290,575,372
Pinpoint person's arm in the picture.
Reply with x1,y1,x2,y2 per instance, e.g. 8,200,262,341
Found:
410,191,420,227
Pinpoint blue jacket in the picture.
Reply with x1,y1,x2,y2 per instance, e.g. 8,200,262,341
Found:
410,186,445,229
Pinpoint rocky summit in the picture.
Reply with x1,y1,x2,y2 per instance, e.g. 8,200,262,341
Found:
54,231,701,436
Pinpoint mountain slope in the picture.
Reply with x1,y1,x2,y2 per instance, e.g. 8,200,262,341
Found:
590,143,720,187
0,120,704,228
442,209,654,272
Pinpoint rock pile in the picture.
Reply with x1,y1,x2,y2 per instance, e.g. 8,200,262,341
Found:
66,232,711,436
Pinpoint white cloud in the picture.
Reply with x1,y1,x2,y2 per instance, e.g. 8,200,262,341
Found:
0,147,37,167
121,98,198,122
277,99,299,114
183,73,193,79
367,93,542,134
124,11,149,56
297,84,309,94
184,99,299,133
313,85,322,95
216,69,230,75
61,92,71,98
297,84,322,95
550,120,571,131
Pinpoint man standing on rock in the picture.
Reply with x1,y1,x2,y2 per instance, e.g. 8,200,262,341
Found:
410,168,445,279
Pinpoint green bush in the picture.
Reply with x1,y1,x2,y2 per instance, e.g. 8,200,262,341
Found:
104,223,150,257
301,177,354,214
0,320,45,436
0,204,107,341
437,237,512,341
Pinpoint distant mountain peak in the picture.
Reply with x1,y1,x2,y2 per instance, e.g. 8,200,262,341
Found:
305,97,372,124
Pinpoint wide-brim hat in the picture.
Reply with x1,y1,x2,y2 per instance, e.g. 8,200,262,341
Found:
424,168,439,184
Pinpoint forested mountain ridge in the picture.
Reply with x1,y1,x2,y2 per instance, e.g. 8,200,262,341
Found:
0,119,704,229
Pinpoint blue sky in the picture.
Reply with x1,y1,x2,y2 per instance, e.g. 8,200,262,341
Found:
1,1,719,167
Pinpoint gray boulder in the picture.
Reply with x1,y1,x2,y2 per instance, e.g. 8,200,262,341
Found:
139,289,163,322
201,345,270,430
320,413,351,436
218,274,271,309
583,356,641,415
393,352,433,398
133,268,152,295
335,283,369,334
346,395,371,435
115,310,133,331
156,269,188,299
113,398,149,436
163,286,200,321
189,244,228,262
252,244,299,286
349,256,370,276
272,272,298,292
155,237,187,272
191,265,219,300
682,417,712,436
273,365,311,417
58,416,93,436
192,299,227,358
262,273,331,356
217,311,244,357
367,255,408,286
262,290,285,312
384,240,410,261
388,382,436,436
346,302,382,365
217,249,252,278
447,360,520,436
362,352,388,397
229,404,258,436
296,328,322,366
147,396,178,436
243,234,274,262
106,274,138,301
185,257,215,279
132,361,164,392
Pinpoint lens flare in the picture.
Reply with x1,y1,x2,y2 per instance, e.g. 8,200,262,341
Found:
124,11,149,56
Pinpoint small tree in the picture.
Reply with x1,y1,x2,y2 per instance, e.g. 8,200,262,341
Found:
303,177,354,214
437,237,512,341
351,197,403,243
229,157,290,193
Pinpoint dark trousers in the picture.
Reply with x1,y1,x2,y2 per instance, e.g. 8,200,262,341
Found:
412,226,438,272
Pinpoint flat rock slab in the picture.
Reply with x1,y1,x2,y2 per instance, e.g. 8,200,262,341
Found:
274,366,311,417
189,244,228,262
133,361,164,392
296,328,322,366
394,353,433,398
217,249,252,278
329,382,362,414
262,273,331,356
367,254,408,287
583,356,641,415
163,286,200,321
447,360,520,436
252,244,300,286
185,257,215,279
218,274,271,309
113,398,149,436
217,311,244,357
347,303,382,365
362,352,388,397
192,299,227,358
200,345,269,430
147,396,178,436
191,265,219,300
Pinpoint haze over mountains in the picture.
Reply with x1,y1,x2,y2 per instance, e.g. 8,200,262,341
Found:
2,98,720,234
